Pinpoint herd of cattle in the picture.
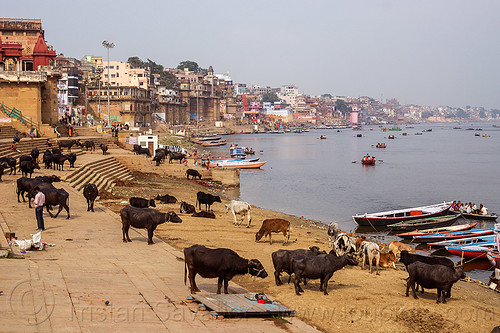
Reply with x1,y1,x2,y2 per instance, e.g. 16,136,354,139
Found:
2,141,467,305
181,218,466,304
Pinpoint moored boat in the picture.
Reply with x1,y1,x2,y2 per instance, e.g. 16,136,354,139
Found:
191,136,227,146
353,201,452,227
445,243,498,259
450,210,497,221
413,228,494,243
387,214,461,232
428,234,496,248
396,222,478,239
207,158,266,169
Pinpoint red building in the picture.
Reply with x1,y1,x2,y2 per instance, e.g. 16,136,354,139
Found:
0,18,56,71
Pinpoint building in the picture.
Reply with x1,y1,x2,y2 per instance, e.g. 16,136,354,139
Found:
0,18,56,71
101,61,149,89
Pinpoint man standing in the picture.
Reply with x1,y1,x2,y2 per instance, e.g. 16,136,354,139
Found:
33,187,45,231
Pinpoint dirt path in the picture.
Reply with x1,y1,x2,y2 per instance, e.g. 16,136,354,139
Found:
102,170,500,333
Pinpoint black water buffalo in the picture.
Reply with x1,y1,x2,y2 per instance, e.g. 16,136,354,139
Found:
42,150,53,169
18,155,34,169
28,187,70,219
0,164,4,181
292,253,358,295
100,143,108,155
400,250,456,296
196,191,221,211
20,160,40,178
77,140,95,151
406,261,465,303
52,147,62,155
83,183,99,212
186,169,202,180
192,211,216,218
137,147,150,157
129,197,156,208
120,205,182,244
30,148,39,162
272,246,326,286
52,154,69,171
0,157,16,175
58,139,77,152
154,194,177,204
184,244,268,294
180,201,196,214
168,152,185,164
133,144,141,154
152,151,165,166
67,153,77,168
16,176,59,204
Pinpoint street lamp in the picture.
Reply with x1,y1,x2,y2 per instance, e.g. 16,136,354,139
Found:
102,40,115,127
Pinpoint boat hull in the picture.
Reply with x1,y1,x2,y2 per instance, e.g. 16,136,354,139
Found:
446,245,498,259
396,222,478,239
414,229,494,243
353,202,452,227
387,214,460,231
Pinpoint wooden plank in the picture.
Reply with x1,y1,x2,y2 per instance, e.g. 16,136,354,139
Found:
191,294,294,317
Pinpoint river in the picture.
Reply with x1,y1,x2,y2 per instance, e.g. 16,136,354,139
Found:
205,122,500,281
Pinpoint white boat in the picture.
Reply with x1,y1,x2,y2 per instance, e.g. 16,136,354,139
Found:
207,158,266,169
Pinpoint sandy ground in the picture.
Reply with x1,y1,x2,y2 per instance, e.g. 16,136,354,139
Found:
102,171,500,333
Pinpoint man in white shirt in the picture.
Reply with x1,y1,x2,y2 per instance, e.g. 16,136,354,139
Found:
33,187,46,231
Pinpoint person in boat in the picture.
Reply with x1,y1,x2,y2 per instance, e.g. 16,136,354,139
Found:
465,202,472,214
450,201,458,211
479,204,489,215
471,203,478,214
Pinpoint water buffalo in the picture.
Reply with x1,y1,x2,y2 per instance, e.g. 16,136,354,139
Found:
292,253,358,295
196,191,221,211
28,187,70,219
83,183,98,212
100,143,108,155
186,169,202,180
77,140,95,151
67,153,77,168
20,160,40,178
129,197,156,208
52,154,69,171
184,244,268,294
30,148,39,162
192,211,216,218
58,139,77,152
16,176,59,204
154,194,177,204
180,201,196,214
42,150,53,169
0,157,16,175
168,152,185,164
272,246,326,286
120,205,182,245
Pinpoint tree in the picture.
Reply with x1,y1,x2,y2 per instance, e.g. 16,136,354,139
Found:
335,99,351,115
456,108,467,118
321,93,332,99
177,60,201,73
262,92,280,103
421,111,433,119
479,110,486,118
127,56,144,69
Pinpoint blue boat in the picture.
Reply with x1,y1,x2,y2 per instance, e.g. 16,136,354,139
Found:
413,228,494,243
446,242,498,259
428,234,496,248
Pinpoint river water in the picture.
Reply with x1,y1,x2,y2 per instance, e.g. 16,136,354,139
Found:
205,122,500,281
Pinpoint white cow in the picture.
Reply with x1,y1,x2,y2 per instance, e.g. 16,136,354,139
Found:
225,200,252,227
358,241,380,275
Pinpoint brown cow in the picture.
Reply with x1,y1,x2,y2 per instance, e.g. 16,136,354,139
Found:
255,219,290,245
355,235,366,251
388,241,416,258
375,251,397,269
192,211,216,219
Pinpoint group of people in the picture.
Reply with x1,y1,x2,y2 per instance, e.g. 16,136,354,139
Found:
451,201,489,215
110,124,129,137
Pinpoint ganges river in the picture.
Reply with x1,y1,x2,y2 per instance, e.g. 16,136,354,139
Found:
205,122,500,281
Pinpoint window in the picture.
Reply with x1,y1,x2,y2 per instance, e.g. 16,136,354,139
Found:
116,65,119,70
110,66,114,69
138,74,143,77
104,74,108,78
111,74,116,78
116,73,119,77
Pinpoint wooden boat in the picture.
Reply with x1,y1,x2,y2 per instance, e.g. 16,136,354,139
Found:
244,147,255,155
353,201,452,227
396,222,478,239
361,157,376,165
208,158,266,169
428,234,496,248
388,135,395,139
191,136,227,146
488,252,500,264
376,143,386,148
414,228,494,243
446,243,498,259
387,214,461,232
320,135,327,139
453,211,498,221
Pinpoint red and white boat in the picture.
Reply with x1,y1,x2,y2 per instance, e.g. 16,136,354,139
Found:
361,156,376,165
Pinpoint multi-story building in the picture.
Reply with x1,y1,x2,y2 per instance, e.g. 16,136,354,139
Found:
101,61,149,89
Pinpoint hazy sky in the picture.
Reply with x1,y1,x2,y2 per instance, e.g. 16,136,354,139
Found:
4,1,500,108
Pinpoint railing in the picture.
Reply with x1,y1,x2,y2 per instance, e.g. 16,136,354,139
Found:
0,103,40,133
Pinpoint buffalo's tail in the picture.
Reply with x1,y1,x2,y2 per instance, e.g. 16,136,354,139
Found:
184,260,187,285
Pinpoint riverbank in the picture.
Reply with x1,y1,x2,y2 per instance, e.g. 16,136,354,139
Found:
102,168,500,333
